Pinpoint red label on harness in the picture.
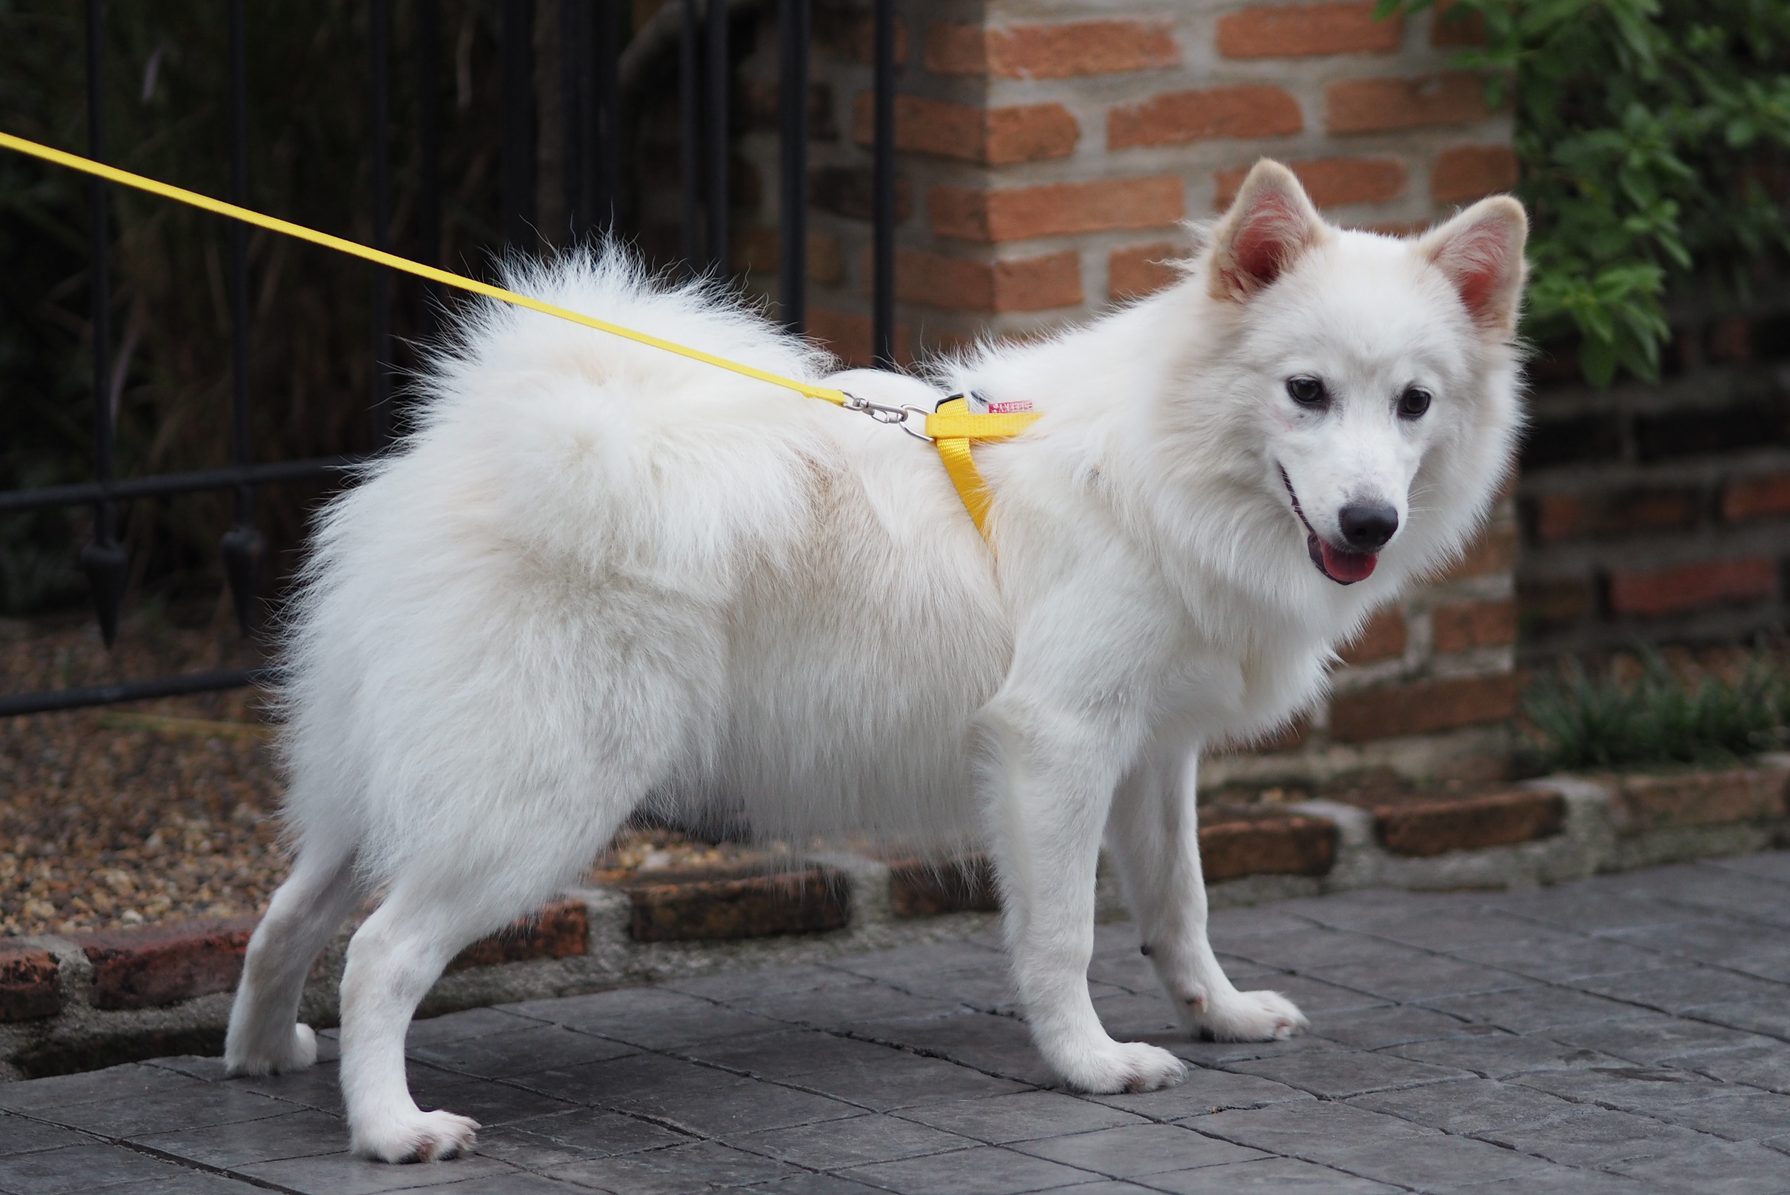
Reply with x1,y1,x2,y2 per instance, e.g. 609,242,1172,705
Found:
968,391,1034,415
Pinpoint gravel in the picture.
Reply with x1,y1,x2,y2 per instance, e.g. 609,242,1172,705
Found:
0,616,784,937
2,615,285,936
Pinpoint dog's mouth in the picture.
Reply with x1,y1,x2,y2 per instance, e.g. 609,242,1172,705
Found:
1278,467,1377,586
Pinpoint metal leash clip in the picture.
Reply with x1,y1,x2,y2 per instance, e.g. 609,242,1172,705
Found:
840,392,933,442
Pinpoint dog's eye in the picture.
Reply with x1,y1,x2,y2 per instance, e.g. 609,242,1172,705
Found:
1398,386,1432,419
1285,376,1327,407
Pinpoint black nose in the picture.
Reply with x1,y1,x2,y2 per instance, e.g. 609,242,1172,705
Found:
1339,502,1398,551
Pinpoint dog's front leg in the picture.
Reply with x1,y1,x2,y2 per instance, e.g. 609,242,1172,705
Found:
1108,747,1307,1042
980,700,1188,1094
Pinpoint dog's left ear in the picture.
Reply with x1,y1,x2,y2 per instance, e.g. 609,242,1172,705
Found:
1417,197,1529,337
1210,160,1327,304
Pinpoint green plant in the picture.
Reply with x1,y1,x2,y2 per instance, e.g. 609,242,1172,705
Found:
1375,0,1790,384
1523,649,1790,770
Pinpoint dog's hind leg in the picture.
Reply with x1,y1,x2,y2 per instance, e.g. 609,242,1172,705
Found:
1106,747,1307,1042
225,832,363,1076
336,784,635,1164
337,881,497,1162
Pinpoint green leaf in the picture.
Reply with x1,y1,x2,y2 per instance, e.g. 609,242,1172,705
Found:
1579,333,1618,386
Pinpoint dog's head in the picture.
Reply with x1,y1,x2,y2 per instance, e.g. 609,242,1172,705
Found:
1182,160,1527,594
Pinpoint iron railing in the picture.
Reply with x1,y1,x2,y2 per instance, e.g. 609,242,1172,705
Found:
0,0,899,717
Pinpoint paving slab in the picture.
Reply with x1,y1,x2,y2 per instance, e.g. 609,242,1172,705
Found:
1,854,1787,1193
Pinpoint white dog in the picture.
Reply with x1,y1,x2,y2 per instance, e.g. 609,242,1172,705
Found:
223,160,1527,1163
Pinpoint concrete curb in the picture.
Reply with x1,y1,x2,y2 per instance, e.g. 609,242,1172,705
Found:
3,759,1786,1079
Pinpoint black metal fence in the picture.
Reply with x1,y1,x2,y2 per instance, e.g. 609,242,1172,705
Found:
0,0,897,717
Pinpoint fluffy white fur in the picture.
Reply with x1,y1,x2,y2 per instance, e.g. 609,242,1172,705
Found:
223,161,1528,1163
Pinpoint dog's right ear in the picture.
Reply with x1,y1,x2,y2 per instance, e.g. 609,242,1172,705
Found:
1210,160,1326,304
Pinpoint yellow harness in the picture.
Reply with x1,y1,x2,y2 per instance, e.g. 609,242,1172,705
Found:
0,131,1039,545
927,398,1040,538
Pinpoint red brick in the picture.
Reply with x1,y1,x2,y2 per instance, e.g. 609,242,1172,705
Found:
887,854,999,916
621,866,850,942
1340,607,1409,665
807,307,916,367
1431,0,1489,46
1440,522,1518,580
1432,598,1517,653
852,93,1078,164
1431,145,1519,203
1707,317,1753,363
1108,241,1183,299
1217,3,1403,58
1337,787,1564,856
1609,767,1790,835
1606,558,1777,618
740,80,838,141
926,19,1179,77
450,899,589,971
1329,672,1520,742
930,177,1183,243
1529,488,1700,542
0,945,61,1022
811,166,914,223
984,105,1083,164
1723,472,1790,522
1215,156,1405,212
1530,493,1586,542
731,227,844,285
1200,808,1338,881
815,4,909,64
1326,74,1496,134
1109,85,1302,149
1252,715,1313,755
1366,218,1434,238
1518,575,1596,632
893,248,1082,313
1668,326,1706,374
1632,490,1696,536
1517,575,1596,633
78,918,255,1011
1215,715,1314,757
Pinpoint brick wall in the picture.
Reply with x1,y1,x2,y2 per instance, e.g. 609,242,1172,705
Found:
728,0,1522,781
1518,302,1790,656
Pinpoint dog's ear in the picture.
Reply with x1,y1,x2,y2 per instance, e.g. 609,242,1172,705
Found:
1209,160,1326,303
1417,197,1529,337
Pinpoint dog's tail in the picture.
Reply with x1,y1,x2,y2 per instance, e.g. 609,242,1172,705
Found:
398,247,838,580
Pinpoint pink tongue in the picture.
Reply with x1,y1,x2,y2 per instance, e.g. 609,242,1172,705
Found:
1320,540,1378,583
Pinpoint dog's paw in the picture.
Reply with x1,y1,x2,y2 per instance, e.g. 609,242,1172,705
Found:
1054,1039,1189,1095
1187,989,1308,1043
351,1108,481,1164
224,1022,318,1077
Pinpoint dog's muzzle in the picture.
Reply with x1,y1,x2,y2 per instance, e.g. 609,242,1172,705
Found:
1278,467,1378,586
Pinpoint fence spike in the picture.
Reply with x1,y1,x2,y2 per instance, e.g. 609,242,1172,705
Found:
79,539,128,647
220,524,266,635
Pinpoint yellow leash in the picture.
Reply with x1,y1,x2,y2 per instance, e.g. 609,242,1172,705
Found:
0,130,1040,542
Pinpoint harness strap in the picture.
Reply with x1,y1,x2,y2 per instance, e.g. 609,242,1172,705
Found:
926,398,1041,543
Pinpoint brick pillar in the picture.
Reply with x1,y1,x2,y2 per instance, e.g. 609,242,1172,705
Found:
737,1,1522,782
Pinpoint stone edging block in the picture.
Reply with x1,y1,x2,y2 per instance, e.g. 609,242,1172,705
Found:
1605,765,1790,835
619,865,852,942
0,945,61,1024
1334,787,1567,857
2,759,1787,1076
1201,807,1339,880
76,917,257,1012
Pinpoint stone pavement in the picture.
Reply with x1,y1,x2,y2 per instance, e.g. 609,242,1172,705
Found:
3,854,1789,1194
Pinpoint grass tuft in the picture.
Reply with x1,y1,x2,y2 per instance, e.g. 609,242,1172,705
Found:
1523,649,1790,773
